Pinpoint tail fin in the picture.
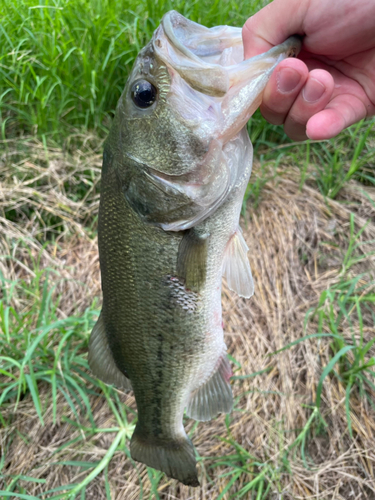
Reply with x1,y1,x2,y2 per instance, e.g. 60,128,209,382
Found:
130,426,199,487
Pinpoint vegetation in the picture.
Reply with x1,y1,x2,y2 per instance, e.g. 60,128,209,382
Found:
0,0,267,139
1,0,375,499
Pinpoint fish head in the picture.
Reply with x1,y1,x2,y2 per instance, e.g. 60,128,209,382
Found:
110,11,301,230
114,11,238,174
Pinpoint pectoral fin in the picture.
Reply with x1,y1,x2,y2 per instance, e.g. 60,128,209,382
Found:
88,314,132,391
177,229,210,292
222,228,254,298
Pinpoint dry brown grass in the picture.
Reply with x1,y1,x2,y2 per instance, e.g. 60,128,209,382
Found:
1,140,375,499
0,138,102,316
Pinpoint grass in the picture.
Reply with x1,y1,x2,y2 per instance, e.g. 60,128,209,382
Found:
309,121,375,198
1,0,375,498
0,0,268,140
272,211,375,448
0,260,136,498
2,0,374,230
3,162,375,498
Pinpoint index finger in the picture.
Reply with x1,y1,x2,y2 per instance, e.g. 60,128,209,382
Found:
242,0,308,59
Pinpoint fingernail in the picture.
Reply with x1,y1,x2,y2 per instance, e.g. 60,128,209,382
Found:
277,68,302,93
303,78,325,102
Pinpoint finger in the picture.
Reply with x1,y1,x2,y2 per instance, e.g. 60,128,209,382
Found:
283,69,335,140
259,58,309,125
242,0,308,59
306,94,369,140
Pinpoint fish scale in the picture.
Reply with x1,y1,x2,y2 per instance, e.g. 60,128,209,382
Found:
88,10,301,486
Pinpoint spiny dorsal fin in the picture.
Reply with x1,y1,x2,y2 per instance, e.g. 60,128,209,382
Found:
88,314,132,391
186,355,233,422
177,228,210,292
222,228,254,298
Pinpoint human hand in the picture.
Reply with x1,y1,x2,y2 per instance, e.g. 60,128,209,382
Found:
242,0,375,140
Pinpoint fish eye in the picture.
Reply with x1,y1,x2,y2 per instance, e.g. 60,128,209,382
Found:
131,80,157,108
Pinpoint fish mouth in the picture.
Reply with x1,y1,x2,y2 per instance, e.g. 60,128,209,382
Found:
161,11,243,64
154,11,301,97
154,11,243,97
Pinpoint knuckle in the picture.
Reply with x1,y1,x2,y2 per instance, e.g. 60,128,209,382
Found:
260,105,286,125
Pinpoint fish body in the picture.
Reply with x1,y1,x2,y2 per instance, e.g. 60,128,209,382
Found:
89,11,300,486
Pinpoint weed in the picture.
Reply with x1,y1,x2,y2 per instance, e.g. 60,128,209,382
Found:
308,120,375,198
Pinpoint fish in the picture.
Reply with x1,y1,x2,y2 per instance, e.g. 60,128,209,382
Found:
88,11,300,487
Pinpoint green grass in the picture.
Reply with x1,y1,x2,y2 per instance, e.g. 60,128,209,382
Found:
1,187,374,498
308,217,375,436
0,0,267,140
5,228,373,497
247,115,375,203
2,0,374,232
0,261,137,498
309,121,375,197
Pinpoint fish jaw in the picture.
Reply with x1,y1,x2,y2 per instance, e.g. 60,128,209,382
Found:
156,10,243,97
155,11,301,142
219,36,301,140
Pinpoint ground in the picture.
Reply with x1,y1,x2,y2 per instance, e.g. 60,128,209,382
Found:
1,140,375,499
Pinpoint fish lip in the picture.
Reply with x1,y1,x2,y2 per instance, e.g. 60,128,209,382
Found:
159,10,243,63
155,11,302,98
161,11,204,65
154,11,235,97
160,12,301,63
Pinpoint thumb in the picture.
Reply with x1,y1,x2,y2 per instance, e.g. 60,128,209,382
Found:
242,0,308,59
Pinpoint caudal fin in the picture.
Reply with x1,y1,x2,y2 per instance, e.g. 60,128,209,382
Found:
130,426,199,487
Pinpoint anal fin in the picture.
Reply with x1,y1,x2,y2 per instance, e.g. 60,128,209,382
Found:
186,355,233,422
88,314,132,391
222,228,254,298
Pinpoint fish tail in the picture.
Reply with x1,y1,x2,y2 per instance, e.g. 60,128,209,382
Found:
130,426,199,487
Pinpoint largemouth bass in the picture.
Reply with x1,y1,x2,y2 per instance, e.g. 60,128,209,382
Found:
89,11,300,487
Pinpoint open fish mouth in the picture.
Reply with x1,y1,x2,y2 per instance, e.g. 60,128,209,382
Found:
162,11,243,62
154,10,301,97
